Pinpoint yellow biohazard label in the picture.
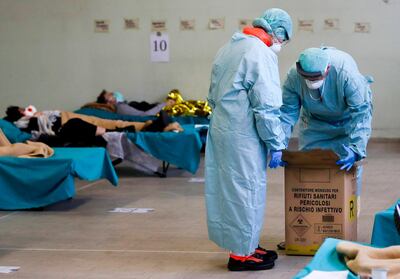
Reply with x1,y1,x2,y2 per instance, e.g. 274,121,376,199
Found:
349,195,356,221
286,244,321,256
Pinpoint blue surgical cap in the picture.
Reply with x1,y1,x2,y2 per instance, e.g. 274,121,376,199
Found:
252,8,293,40
298,48,330,74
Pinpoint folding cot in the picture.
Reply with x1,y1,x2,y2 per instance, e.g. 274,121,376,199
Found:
0,119,118,210
74,108,205,174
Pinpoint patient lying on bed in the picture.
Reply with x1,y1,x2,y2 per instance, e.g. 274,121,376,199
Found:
94,90,176,116
4,106,183,147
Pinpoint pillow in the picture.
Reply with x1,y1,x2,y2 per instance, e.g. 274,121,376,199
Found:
0,119,32,143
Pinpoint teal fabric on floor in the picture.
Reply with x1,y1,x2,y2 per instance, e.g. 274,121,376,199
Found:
74,108,210,125
0,147,118,210
371,199,400,247
293,238,359,279
127,125,202,174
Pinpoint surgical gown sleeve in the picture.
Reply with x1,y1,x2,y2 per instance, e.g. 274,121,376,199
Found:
340,70,372,159
280,71,301,147
243,50,285,151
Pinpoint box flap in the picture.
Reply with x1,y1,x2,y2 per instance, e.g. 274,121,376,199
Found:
283,149,339,166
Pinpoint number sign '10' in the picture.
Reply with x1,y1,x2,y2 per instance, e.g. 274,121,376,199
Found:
150,33,169,62
154,40,167,51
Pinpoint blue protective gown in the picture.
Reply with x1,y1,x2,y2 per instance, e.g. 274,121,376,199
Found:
205,32,285,255
280,47,373,195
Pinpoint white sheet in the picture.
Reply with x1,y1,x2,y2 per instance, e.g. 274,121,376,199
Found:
303,270,349,279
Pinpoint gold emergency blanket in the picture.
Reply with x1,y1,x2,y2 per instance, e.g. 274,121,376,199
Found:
163,89,212,117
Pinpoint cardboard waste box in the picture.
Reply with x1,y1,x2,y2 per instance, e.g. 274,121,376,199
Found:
283,149,358,256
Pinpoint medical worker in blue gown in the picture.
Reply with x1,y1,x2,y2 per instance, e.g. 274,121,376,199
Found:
205,8,292,271
280,47,373,217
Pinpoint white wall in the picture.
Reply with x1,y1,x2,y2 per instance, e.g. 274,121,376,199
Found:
1,0,399,137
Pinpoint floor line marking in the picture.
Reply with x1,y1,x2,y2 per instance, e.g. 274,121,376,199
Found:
0,212,19,221
77,181,101,192
0,247,226,254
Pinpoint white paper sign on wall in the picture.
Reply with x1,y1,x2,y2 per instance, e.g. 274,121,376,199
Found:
298,19,314,32
354,22,371,33
124,18,139,30
94,20,109,33
152,21,167,32
324,19,340,30
208,18,225,30
180,19,195,31
150,33,170,63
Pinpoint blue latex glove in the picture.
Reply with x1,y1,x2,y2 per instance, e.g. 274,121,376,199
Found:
268,150,287,169
336,145,357,171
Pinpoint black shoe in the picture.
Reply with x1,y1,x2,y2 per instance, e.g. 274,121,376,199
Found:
255,245,278,261
144,111,171,132
227,253,275,271
158,110,171,127
112,158,123,166
277,241,286,250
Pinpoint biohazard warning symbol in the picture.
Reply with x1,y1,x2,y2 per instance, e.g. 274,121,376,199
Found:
290,214,311,237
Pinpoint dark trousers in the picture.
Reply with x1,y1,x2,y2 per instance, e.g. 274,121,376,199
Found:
57,118,106,147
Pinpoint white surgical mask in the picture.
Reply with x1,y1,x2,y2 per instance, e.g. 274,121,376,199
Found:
270,43,282,54
305,79,324,90
24,105,37,117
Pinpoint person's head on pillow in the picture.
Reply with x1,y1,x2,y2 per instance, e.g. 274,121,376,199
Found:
4,106,24,123
97,90,117,105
